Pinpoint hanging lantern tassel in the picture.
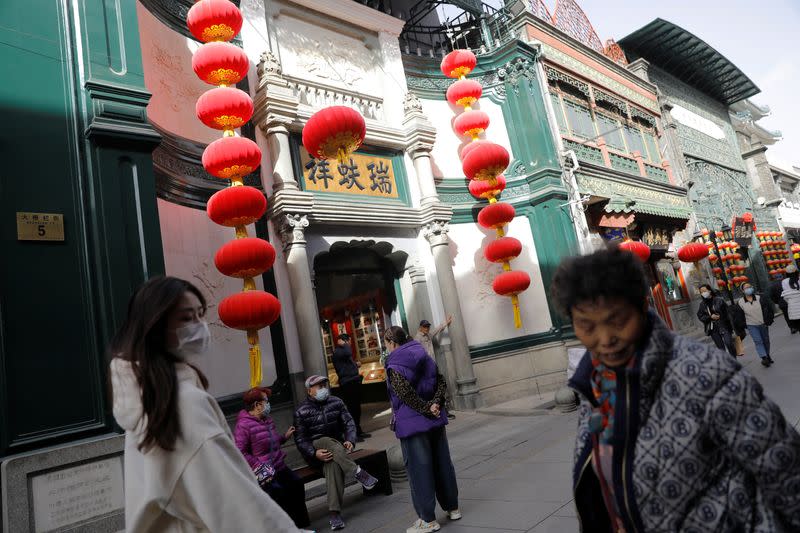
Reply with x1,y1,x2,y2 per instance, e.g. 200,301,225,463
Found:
247,330,262,389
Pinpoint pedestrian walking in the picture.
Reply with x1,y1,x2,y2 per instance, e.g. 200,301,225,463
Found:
552,247,800,532
732,282,775,367
234,387,311,528
109,276,302,532
293,375,379,531
332,334,370,441
696,283,738,356
781,263,800,332
769,270,796,333
383,326,461,533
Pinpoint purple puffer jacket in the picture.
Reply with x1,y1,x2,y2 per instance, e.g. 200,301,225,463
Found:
234,410,288,472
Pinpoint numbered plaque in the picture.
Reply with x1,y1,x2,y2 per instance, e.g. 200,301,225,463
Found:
16,212,65,241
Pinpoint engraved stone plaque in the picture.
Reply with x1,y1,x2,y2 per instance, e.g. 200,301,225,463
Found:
31,457,124,532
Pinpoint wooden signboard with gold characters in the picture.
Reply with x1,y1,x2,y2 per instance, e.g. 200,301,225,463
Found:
298,146,400,199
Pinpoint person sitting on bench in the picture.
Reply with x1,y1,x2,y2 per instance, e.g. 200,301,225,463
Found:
293,375,379,531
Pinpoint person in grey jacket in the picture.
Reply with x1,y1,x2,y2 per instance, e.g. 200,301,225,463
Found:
552,247,800,532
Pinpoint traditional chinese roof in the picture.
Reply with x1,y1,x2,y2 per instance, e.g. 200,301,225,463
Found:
604,198,693,220
551,0,603,54
618,19,759,105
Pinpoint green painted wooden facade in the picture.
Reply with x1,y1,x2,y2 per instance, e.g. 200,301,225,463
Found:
0,0,163,457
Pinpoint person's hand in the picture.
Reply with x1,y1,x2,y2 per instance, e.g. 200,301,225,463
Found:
446,314,453,325
430,403,441,417
284,426,295,439
711,313,720,320
343,441,354,452
315,449,333,462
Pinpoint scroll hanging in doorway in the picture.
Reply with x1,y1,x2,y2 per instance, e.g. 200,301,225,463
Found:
187,0,281,388
442,50,530,328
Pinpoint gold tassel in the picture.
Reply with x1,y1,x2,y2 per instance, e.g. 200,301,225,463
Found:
512,294,522,329
247,330,262,388
235,225,248,239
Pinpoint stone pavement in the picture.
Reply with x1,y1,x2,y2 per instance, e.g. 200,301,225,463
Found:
302,320,799,532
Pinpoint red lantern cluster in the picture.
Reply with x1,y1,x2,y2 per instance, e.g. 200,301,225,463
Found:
757,231,793,277
698,229,749,290
188,0,280,388
442,49,529,328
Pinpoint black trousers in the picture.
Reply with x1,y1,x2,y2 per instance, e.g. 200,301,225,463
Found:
710,327,737,357
338,380,363,434
264,467,310,527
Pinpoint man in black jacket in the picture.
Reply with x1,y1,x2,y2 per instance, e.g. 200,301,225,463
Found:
332,334,370,441
293,375,377,530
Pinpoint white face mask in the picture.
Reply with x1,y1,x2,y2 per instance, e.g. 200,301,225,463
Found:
172,321,210,358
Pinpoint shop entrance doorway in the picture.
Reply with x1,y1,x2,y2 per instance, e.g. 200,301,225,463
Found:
313,240,408,432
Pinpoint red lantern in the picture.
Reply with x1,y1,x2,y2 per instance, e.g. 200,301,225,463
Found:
484,237,522,263
717,280,726,288
677,242,709,263
709,254,718,262
493,270,531,296
187,0,243,43
469,175,506,199
478,202,515,229
193,42,249,86
742,212,753,223
454,110,490,139
302,106,366,164
218,290,281,331
462,142,510,181
712,267,722,275
619,241,651,262
202,136,261,180
214,238,276,278
446,79,482,107
196,87,254,130
207,186,266,227
441,49,477,78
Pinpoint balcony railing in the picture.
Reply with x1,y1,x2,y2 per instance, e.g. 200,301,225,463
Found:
564,137,673,184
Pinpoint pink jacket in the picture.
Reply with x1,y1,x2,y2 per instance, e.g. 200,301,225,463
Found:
234,410,288,472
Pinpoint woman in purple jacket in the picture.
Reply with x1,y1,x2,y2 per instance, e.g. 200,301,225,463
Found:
383,326,461,533
234,387,311,528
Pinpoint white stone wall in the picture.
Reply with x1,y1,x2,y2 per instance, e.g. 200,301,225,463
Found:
447,219,552,345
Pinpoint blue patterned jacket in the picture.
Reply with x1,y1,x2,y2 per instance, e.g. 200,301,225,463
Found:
568,311,800,532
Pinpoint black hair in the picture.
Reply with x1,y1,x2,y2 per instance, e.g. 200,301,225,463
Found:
789,270,799,291
109,276,209,452
383,326,411,346
550,246,649,319
698,283,718,296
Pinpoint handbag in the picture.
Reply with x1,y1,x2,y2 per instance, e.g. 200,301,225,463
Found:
253,462,276,487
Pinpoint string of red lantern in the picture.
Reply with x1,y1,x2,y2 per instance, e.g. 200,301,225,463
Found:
188,0,281,388
442,49,530,328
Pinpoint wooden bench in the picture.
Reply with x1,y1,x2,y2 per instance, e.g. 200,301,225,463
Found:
293,448,393,496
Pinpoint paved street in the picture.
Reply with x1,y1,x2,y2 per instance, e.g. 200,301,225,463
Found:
303,321,799,532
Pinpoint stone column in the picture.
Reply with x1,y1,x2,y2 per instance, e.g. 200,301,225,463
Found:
266,122,299,192
423,221,483,409
279,214,327,378
403,92,439,205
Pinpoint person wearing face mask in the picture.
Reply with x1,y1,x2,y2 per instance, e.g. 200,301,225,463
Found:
109,276,305,532
293,375,379,530
733,282,775,367
696,283,738,357
780,263,800,331
234,388,310,528
553,247,800,532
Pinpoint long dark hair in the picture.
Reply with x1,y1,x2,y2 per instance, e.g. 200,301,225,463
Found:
110,276,209,452
384,326,411,347
789,271,799,291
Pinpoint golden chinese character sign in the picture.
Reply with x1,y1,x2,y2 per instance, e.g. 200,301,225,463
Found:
298,147,400,199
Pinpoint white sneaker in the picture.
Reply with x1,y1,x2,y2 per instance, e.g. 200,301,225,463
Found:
447,509,462,520
406,519,441,533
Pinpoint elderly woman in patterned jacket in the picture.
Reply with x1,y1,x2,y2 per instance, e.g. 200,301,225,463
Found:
552,247,800,532
293,375,378,531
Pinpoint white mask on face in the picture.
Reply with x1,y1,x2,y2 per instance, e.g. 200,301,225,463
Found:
172,321,211,358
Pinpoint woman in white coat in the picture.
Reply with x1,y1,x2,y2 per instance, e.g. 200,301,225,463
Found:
782,263,800,332
110,276,307,533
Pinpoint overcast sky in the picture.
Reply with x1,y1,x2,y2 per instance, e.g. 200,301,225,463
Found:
572,0,800,168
